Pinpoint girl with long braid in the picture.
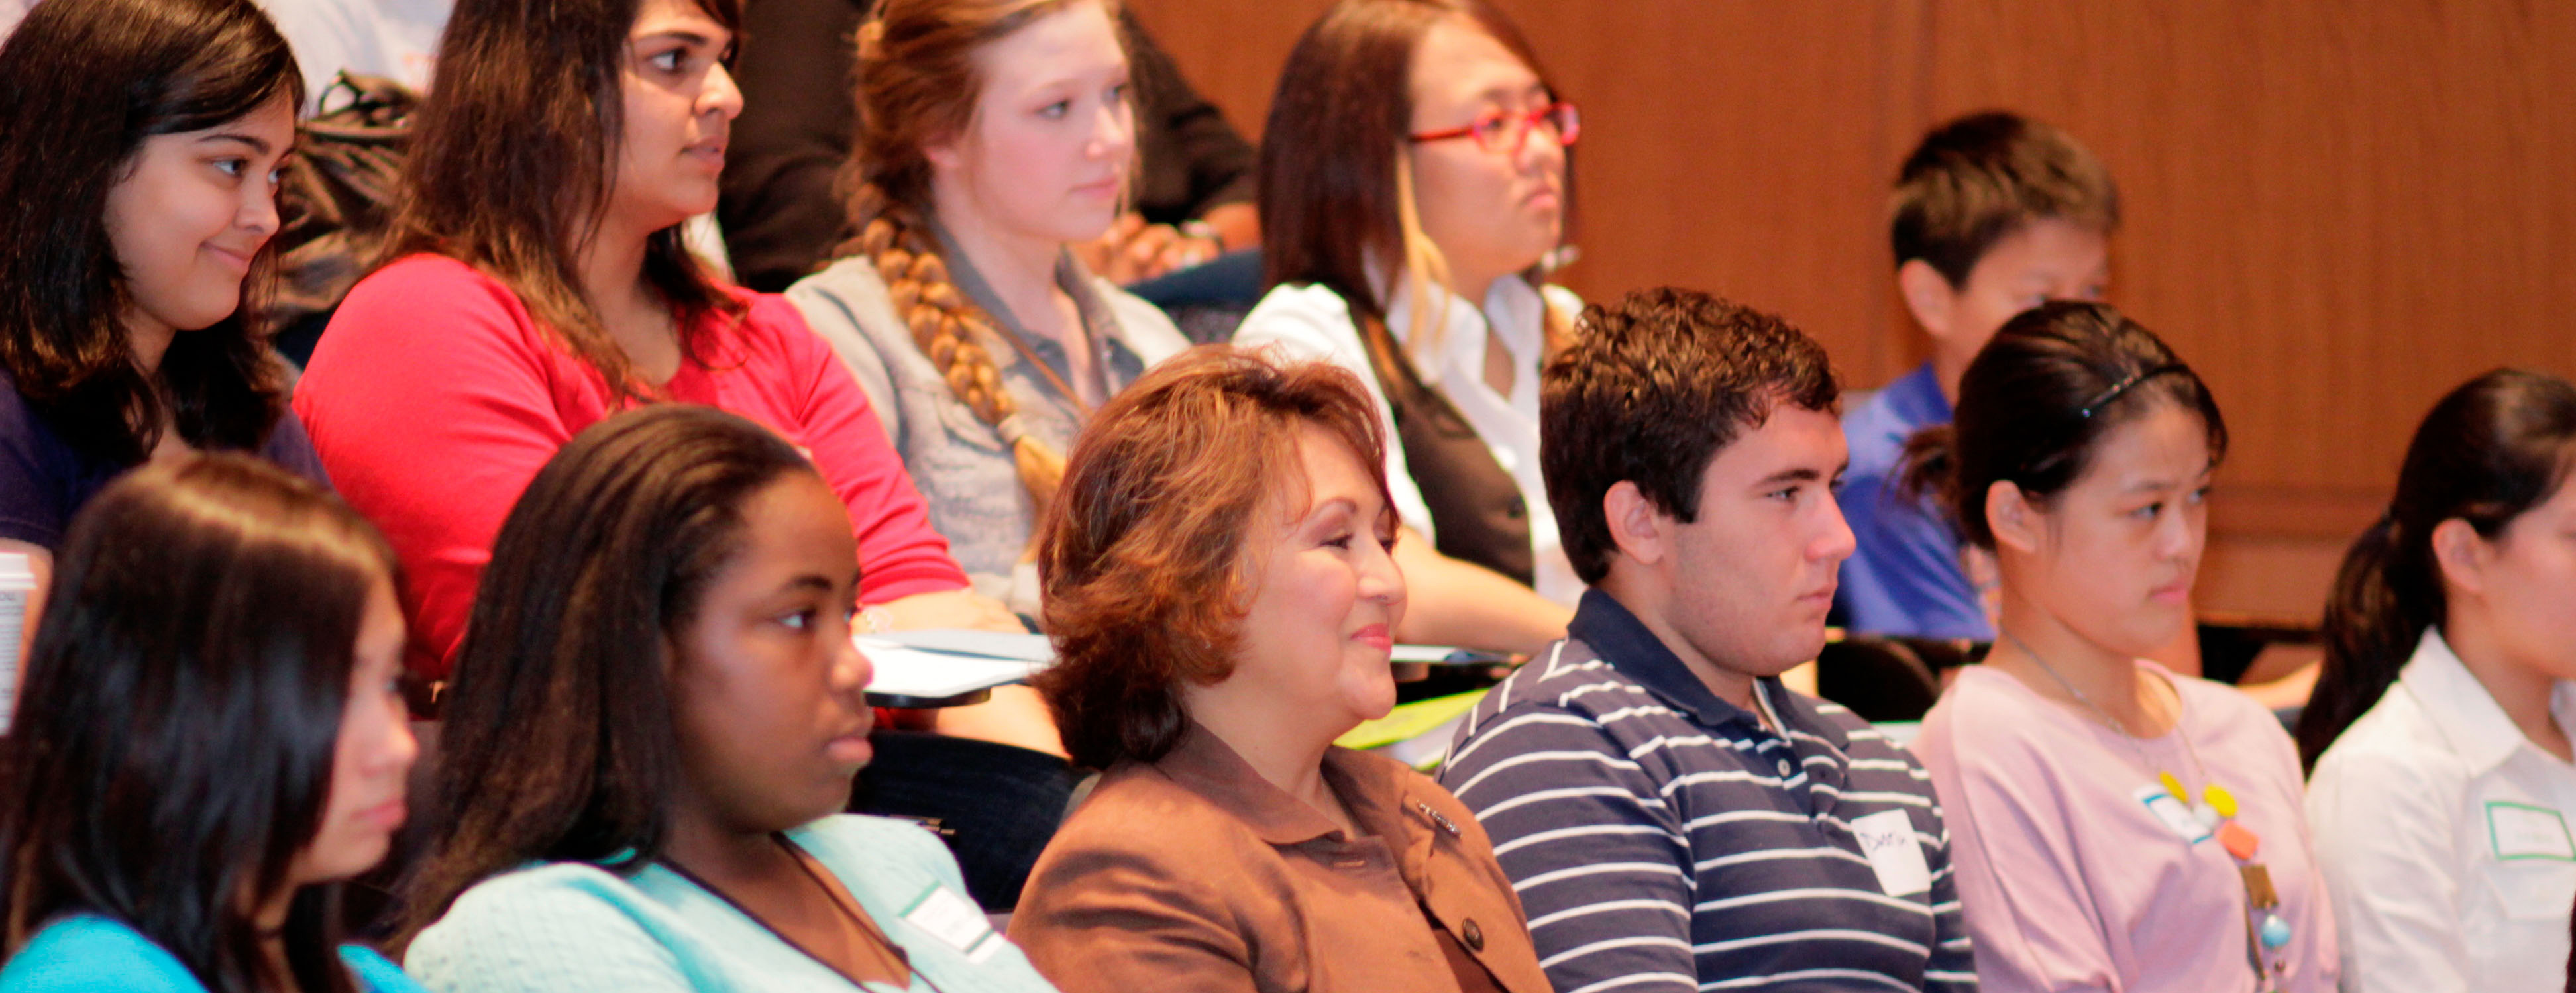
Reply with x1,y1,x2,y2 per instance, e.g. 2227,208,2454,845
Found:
785,0,1189,621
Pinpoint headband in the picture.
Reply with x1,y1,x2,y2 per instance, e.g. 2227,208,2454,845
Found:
2077,364,2189,419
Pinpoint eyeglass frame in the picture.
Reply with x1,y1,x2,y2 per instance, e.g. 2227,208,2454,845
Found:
1406,101,1581,154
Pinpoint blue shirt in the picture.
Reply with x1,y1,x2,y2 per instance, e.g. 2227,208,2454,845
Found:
0,372,329,549
0,915,421,992
406,815,1061,993
1436,590,1976,993
1835,362,1988,639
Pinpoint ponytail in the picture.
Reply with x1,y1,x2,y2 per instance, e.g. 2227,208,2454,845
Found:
2296,368,2576,770
2297,515,2434,770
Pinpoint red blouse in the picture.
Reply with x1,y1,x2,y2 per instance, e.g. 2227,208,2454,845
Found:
295,254,966,680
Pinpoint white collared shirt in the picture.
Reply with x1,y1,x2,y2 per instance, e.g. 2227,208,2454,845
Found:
1234,276,1580,605
2306,627,2576,993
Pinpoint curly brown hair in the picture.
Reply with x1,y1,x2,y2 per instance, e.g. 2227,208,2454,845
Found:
1033,346,1391,770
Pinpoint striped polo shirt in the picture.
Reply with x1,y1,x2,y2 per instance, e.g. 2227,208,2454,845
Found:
1438,590,1975,993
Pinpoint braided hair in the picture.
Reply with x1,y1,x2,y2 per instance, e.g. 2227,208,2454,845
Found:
837,0,1108,515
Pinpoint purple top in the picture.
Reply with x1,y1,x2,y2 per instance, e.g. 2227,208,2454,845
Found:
1915,664,2339,993
0,372,328,548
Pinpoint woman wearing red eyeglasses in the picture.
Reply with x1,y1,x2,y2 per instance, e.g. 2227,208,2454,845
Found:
1234,0,1581,656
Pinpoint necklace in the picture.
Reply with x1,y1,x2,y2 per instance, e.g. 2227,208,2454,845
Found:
661,835,939,992
2000,630,2292,992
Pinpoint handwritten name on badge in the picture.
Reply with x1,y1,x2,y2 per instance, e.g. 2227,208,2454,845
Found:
903,885,1005,964
2135,784,2212,844
2487,802,2576,862
1850,809,1933,897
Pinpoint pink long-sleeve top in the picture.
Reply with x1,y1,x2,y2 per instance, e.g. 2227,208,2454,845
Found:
1915,664,2339,993
294,254,967,681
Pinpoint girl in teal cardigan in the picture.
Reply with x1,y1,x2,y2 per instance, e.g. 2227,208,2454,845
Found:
0,454,423,992
394,405,1059,993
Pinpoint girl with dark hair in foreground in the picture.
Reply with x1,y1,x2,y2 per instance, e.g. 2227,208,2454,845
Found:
398,405,1060,992
2304,369,2576,991
0,455,417,992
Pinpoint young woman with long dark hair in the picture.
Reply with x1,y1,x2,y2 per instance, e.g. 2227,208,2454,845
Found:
1907,302,2337,992
397,405,1060,992
0,0,316,622
291,0,1021,692
0,455,417,992
1230,0,1581,653
2302,369,2576,992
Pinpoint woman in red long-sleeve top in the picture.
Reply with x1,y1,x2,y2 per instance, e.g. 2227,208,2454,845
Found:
294,0,1020,691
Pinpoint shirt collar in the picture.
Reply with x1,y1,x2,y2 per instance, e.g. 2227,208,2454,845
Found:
2398,625,2576,774
1568,588,1835,745
1152,721,1422,848
924,213,1138,393
1380,274,1544,386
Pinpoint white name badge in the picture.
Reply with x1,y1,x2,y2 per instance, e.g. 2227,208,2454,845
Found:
2487,802,2576,861
902,884,1005,963
1850,808,1933,897
2137,785,2212,844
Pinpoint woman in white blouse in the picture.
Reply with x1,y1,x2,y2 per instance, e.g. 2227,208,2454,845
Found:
1232,0,1577,653
2301,368,2576,992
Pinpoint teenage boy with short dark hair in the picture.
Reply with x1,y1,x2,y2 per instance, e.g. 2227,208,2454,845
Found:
1839,110,2120,639
1440,287,1974,993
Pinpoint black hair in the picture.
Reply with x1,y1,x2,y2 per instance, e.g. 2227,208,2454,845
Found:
1890,110,2120,287
2295,369,2576,769
1540,287,1839,584
1901,301,2227,549
395,404,815,948
0,0,303,466
0,454,396,992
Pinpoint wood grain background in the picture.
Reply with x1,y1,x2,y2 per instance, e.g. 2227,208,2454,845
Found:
1130,0,2576,622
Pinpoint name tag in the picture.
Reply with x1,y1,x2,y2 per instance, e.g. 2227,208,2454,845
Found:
1850,809,1933,897
2487,802,2576,861
2136,785,2212,844
902,884,1004,963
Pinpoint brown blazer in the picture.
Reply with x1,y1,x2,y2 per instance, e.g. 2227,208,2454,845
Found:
1010,724,1552,993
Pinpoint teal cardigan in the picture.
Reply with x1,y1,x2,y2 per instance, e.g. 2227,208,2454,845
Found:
405,815,1060,992
0,915,421,992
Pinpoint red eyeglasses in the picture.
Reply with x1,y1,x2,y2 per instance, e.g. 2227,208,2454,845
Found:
1408,102,1581,154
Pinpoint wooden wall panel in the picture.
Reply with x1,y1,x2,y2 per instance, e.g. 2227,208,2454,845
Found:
1128,0,1916,382
1921,1,2576,615
1128,0,2576,622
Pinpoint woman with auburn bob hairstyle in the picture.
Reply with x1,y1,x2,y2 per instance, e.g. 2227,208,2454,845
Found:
0,0,317,622
1008,347,1549,993
397,405,1062,992
292,0,1019,692
785,0,1188,618
2302,370,2576,991
0,455,418,992
1231,0,1580,654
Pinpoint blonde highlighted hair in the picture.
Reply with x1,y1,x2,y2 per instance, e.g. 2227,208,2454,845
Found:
1261,0,1576,369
